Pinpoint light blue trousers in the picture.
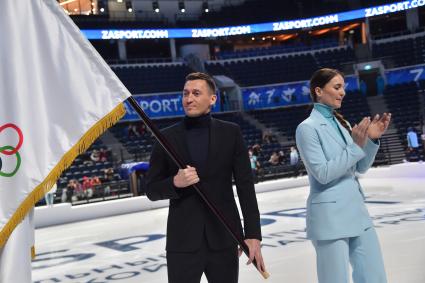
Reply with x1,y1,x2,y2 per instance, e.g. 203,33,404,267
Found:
312,227,387,283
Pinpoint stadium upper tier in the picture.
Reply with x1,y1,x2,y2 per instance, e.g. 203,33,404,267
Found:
372,32,425,68
216,38,339,60
206,46,355,87
112,63,192,94
110,44,355,93
106,30,425,94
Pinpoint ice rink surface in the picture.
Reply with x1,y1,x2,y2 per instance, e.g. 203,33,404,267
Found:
33,177,425,283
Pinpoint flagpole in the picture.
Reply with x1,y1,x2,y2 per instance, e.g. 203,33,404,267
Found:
127,96,269,279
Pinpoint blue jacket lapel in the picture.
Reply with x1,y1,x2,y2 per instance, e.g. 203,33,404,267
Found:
310,109,346,148
336,118,353,145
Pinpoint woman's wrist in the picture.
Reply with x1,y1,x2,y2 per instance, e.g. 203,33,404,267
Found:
367,134,380,143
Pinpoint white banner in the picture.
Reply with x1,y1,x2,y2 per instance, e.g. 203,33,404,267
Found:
0,0,131,279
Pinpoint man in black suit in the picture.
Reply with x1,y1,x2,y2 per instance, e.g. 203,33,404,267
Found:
146,72,266,283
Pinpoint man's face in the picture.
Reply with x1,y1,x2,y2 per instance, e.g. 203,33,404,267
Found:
182,79,217,117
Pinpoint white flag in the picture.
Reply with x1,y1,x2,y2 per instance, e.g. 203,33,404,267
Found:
0,209,34,282
0,0,131,280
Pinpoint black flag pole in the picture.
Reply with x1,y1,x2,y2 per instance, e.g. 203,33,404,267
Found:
127,96,269,279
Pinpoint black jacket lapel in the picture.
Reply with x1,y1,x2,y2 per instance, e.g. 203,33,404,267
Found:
205,118,220,178
169,122,193,167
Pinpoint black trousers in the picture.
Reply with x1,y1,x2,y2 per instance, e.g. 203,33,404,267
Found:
166,238,239,283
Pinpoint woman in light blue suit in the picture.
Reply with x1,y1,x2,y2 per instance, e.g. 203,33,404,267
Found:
296,68,391,283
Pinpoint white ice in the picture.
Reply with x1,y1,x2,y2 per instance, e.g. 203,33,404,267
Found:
33,176,425,283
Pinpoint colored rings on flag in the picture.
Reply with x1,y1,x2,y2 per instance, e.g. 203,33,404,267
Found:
0,123,23,177
0,145,21,177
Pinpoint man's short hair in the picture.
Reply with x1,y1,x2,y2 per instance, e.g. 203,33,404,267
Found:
185,72,216,95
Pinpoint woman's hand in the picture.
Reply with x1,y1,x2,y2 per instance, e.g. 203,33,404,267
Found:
352,117,371,148
368,113,392,140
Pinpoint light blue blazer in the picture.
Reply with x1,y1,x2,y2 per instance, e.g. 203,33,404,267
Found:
296,109,379,240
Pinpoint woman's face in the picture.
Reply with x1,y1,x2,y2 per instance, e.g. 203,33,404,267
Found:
315,74,345,109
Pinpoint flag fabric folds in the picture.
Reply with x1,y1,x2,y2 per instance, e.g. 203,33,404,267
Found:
0,0,131,279
0,209,34,282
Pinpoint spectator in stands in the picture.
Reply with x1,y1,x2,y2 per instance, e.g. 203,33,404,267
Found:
289,146,300,177
99,148,108,162
289,146,299,166
104,167,115,182
89,175,102,197
91,176,101,187
82,176,91,189
60,186,68,203
249,149,257,169
100,169,114,197
407,127,419,148
90,149,100,163
421,119,425,152
296,68,391,283
65,179,78,202
268,151,280,166
82,176,94,199
249,149,260,183
127,123,140,138
71,179,83,201
262,129,273,144
44,183,57,207
278,150,285,164
248,144,262,176
252,143,262,157
146,72,266,282
406,127,420,161
138,123,146,136
103,185,111,197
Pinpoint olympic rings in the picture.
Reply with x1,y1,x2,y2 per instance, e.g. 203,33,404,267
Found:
0,123,23,154
0,123,23,177
0,146,21,177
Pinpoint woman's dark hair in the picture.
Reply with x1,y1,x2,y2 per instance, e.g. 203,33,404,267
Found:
309,68,351,133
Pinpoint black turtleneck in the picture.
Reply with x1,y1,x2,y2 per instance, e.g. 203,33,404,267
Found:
184,113,211,175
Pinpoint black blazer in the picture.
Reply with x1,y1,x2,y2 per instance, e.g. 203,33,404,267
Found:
145,118,262,252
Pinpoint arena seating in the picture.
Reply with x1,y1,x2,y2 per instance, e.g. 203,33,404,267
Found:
206,47,355,86
109,113,262,162
383,82,424,161
372,34,425,68
216,38,339,60
112,64,193,94
109,117,179,160
314,48,356,72
373,38,416,68
51,138,128,206
384,83,421,132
